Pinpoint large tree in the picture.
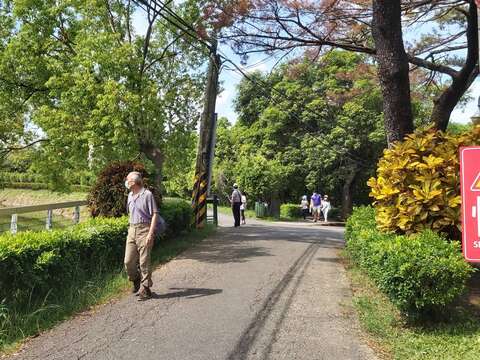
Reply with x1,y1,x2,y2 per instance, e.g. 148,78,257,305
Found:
0,0,206,189
214,51,388,216
205,0,479,143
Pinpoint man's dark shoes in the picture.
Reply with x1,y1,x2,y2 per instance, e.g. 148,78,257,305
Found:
137,286,152,301
132,278,141,295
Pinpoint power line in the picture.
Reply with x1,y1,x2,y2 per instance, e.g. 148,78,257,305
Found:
133,0,373,168
219,55,371,167
134,0,212,51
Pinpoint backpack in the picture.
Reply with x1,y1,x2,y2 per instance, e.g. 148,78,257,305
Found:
156,215,167,235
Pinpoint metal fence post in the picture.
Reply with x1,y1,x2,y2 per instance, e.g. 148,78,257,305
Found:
73,206,80,224
213,194,218,227
46,209,53,230
10,214,17,234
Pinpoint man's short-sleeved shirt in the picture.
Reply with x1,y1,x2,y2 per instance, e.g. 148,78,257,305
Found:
231,189,242,203
127,188,159,225
311,194,322,207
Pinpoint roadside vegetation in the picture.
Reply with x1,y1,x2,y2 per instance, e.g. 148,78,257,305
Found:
345,254,480,360
0,198,212,354
343,125,480,359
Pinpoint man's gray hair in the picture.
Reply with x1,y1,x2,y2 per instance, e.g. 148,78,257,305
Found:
127,171,143,185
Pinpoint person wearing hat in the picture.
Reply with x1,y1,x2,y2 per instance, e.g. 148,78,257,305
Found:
230,183,243,227
300,195,309,220
321,195,332,222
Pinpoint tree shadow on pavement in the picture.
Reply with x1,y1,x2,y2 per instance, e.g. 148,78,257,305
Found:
152,287,222,299
183,223,344,264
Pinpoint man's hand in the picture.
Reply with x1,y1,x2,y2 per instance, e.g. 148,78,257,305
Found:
146,233,155,249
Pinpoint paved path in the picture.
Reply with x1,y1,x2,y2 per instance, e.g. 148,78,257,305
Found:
9,215,376,360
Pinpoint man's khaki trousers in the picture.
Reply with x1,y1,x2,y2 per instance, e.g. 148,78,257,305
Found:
124,223,153,289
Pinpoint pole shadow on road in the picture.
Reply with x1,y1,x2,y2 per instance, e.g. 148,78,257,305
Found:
151,287,223,300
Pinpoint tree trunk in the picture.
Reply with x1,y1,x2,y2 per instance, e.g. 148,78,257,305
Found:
269,192,281,219
139,141,164,193
342,166,358,219
372,0,414,145
431,2,478,131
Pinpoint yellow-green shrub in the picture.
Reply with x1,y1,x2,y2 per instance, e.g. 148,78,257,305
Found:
368,125,480,235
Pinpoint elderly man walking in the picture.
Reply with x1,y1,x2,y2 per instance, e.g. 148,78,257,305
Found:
230,183,242,227
124,171,159,301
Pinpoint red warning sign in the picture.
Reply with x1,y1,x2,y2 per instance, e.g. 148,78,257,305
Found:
460,147,480,262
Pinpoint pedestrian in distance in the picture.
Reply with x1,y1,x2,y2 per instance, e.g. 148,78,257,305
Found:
240,193,247,225
321,195,332,223
230,183,243,227
310,192,322,222
301,195,309,220
124,171,159,301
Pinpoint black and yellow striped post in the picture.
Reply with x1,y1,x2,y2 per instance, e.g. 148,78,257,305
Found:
191,35,220,229
191,171,208,228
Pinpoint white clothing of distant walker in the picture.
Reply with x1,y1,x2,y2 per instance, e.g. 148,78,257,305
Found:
301,198,309,210
321,197,331,222
240,195,247,210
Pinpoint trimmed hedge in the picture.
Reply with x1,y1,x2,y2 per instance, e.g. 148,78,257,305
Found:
0,199,192,307
280,204,302,218
345,206,474,317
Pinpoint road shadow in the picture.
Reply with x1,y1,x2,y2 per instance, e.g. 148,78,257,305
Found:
152,287,222,299
182,223,344,264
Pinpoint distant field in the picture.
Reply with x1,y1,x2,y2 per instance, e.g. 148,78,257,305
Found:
0,188,87,206
0,188,89,234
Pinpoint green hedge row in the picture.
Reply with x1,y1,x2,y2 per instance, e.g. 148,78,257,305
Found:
345,206,474,317
280,204,302,218
280,203,342,220
0,172,95,186
0,199,192,307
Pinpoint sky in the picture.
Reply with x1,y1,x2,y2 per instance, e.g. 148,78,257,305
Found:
133,9,478,126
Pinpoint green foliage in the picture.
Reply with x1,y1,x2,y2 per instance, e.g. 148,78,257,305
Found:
0,0,205,189
0,198,191,308
87,161,160,218
280,203,302,218
214,50,388,216
158,198,192,236
368,126,480,235
0,172,92,192
345,206,474,317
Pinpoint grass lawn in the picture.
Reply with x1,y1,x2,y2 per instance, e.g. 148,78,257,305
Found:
0,211,84,233
343,252,480,360
0,225,216,355
0,188,87,205
0,188,89,234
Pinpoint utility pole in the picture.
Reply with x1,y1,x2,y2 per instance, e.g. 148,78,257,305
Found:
192,36,221,228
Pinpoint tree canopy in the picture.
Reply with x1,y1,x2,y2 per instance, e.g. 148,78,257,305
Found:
206,0,478,143
213,50,388,216
0,0,207,190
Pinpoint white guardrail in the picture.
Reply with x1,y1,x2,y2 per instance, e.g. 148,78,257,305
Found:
0,200,88,234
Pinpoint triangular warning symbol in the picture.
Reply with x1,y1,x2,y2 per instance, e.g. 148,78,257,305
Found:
471,172,480,192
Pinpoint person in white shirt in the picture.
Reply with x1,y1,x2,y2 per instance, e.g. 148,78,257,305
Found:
321,195,332,222
240,194,247,224
300,195,309,220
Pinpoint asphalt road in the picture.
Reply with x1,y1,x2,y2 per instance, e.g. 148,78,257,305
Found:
9,214,376,360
